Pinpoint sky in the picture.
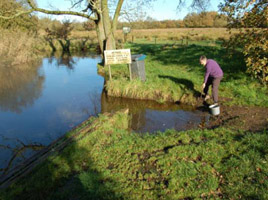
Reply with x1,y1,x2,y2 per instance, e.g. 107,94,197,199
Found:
35,0,223,22
149,0,222,20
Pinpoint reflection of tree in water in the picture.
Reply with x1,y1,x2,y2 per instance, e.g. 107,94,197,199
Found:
49,52,101,72
0,60,44,113
56,52,76,70
84,89,102,116
101,92,146,130
0,135,45,175
101,91,208,132
48,51,77,70
101,92,195,131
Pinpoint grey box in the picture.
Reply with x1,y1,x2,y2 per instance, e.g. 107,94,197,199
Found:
131,54,146,81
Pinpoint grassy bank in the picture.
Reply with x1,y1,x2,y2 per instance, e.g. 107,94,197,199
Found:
0,110,267,199
102,43,268,107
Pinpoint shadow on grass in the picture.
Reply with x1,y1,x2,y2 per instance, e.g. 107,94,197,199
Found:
130,43,247,80
158,75,200,97
0,134,120,200
49,156,119,200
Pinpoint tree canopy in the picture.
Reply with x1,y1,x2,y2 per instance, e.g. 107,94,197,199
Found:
0,0,38,32
183,11,227,27
220,0,268,83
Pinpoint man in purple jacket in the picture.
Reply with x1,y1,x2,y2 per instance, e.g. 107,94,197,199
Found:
200,55,223,105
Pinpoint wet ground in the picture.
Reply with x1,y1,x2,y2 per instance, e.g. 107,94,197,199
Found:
206,105,268,132
194,95,268,132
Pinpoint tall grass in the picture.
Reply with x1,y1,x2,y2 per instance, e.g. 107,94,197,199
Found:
72,28,236,44
120,28,233,42
0,29,40,66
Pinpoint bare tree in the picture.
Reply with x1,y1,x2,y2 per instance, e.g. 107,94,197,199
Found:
0,0,154,53
177,0,211,12
1,0,212,54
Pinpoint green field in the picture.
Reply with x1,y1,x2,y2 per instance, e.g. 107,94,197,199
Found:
103,42,268,107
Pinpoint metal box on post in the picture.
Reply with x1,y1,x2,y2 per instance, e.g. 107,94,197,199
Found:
131,54,146,82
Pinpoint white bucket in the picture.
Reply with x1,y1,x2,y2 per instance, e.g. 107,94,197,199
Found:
209,104,220,115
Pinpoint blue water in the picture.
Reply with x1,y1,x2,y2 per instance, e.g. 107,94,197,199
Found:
0,55,208,174
0,55,104,172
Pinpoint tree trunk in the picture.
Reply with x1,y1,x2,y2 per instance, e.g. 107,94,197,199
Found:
101,0,116,51
95,17,106,54
93,0,116,55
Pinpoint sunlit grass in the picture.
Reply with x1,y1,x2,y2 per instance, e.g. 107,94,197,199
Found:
1,110,267,200
103,43,268,107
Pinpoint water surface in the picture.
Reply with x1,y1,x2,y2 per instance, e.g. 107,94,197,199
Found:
0,54,208,175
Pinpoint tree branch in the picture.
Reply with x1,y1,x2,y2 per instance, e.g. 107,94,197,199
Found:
26,0,97,20
0,9,34,20
112,0,124,33
70,0,84,9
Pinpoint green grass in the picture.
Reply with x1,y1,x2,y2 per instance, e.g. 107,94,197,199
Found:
102,42,268,107
1,39,267,200
1,110,267,200
132,38,223,47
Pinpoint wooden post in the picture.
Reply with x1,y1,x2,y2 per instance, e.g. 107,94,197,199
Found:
108,65,112,80
128,64,132,81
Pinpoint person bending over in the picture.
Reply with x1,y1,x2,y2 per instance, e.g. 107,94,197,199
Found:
199,55,223,106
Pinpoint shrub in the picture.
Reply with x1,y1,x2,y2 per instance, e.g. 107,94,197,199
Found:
220,0,268,83
244,30,268,83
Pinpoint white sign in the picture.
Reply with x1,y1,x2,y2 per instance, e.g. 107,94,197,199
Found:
104,49,131,65
123,27,131,34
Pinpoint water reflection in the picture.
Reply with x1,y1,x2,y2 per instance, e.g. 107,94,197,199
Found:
48,51,100,70
0,60,44,113
0,135,45,175
49,52,76,70
0,54,208,178
101,92,207,132
0,54,103,176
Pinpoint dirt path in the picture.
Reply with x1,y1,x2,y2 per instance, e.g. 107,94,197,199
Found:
205,105,268,132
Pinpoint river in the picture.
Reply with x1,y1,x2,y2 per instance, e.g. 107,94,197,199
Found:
0,54,208,175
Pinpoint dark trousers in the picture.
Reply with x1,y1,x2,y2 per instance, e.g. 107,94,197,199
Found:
203,76,222,103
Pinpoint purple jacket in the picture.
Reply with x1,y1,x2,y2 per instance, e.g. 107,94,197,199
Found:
204,59,223,84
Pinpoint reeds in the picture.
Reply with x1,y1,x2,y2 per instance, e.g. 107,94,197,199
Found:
0,29,40,66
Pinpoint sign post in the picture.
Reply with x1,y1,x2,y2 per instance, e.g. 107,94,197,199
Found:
104,49,132,80
108,65,112,80
128,64,132,81
123,27,131,42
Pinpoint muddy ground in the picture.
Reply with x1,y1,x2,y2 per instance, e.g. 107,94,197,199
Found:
208,105,268,132
196,97,268,132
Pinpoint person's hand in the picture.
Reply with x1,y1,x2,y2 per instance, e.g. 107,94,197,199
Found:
201,83,206,90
